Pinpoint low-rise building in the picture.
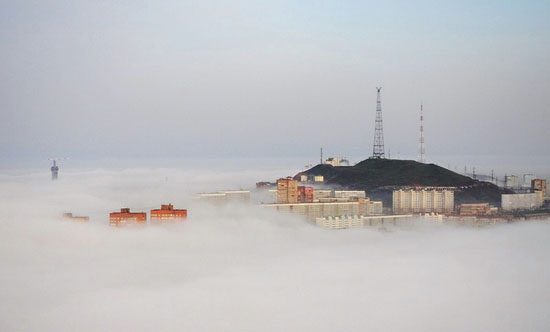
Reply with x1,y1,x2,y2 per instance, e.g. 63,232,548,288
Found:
457,203,498,216
256,182,275,189
109,208,146,226
63,213,89,222
393,188,455,214
313,189,332,200
325,157,341,167
150,204,187,222
334,190,366,199
315,214,413,229
196,193,227,204
263,199,376,221
196,190,251,204
223,190,251,203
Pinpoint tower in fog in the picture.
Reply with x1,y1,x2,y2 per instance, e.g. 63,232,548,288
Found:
51,160,59,180
372,87,385,158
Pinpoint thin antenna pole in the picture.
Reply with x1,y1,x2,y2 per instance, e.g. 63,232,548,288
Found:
418,103,425,163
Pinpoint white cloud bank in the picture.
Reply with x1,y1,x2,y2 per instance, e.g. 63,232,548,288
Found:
1,167,549,331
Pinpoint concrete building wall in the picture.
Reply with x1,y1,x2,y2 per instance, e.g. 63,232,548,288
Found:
277,178,298,204
369,201,383,215
505,175,519,188
393,188,454,214
334,190,366,199
501,193,542,211
313,189,332,200
263,200,370,220
316,215,413,229
532,179,547,197
325,157,341,167
196,191,251,204
223,191,251,203
196,193,228,205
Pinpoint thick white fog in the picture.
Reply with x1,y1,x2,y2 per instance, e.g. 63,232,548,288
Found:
1,167,549,331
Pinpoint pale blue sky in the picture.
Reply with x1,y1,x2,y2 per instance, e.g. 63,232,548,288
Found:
1,0,549,164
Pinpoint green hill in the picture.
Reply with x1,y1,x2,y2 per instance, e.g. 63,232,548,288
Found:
296,158,509,206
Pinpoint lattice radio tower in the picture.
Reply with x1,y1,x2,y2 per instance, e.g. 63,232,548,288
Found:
418,103,426,163
372,87,385,158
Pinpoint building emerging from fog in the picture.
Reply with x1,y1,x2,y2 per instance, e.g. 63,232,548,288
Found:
63,212,89,222
504,175,519,189
392,188,455,214
277,178,298,204
268,181,384,220
51,160,59,180
150,204,187,222
531,179,547,197
316,214,412,229
109,208,146,226
501,192,543,211
263,199,371,220
456,203,498,216
195,190,251,205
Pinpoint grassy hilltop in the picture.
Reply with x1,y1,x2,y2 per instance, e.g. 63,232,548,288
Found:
296,158,509,206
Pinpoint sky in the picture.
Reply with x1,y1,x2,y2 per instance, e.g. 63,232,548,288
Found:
1,166,550,331
1,0,549,166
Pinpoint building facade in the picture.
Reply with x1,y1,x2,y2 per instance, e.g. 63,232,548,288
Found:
109,208,146,226
392,188,455,214
334,190,366,199
505,175,519,188
277,178,298,204
196,191,251,204
297,186,314,203
263,199,372,220
63,213,89,222
457,203,498,216
501,193,543,211
531,179,547,197
150,204,187,222
325,157,341,167
315,214,412,229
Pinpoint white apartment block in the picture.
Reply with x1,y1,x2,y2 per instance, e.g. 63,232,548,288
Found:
393,188,454,214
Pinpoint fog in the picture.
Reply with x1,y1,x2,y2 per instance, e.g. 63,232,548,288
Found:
1,166,549,331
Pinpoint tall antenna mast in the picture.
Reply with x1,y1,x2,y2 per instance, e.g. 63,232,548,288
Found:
418,103,425,163
372,87,385,158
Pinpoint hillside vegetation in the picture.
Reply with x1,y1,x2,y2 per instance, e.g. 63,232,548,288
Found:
296,158,509,205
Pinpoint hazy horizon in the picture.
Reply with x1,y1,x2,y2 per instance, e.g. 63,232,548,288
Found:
1,1,549,161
